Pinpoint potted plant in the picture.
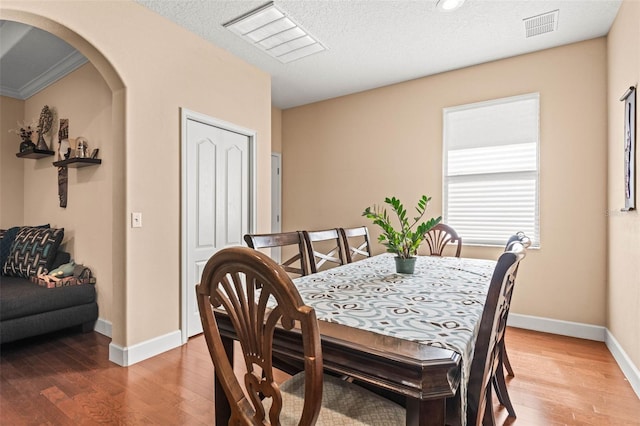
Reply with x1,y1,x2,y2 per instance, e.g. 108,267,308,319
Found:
9,120,36,153
363,195,441,274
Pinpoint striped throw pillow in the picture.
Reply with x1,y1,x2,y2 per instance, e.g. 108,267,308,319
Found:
2,227,64,278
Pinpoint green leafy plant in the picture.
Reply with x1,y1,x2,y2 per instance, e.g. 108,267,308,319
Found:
363,195,442,259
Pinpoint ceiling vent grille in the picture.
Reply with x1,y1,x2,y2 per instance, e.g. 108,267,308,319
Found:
523,10,559,38
224,2,326,64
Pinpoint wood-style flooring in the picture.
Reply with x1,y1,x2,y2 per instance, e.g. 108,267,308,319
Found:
1,326,638,425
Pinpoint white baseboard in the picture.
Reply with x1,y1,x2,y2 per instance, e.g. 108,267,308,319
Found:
93,318,112,338
108,330,182,367
508,313,640,399
507,313,606,341
605,329,640,399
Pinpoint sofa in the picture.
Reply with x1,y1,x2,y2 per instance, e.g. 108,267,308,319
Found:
0,225,98,344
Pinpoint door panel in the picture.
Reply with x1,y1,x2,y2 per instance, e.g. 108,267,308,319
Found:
224,146,244,246
186,118,250,337
197,140,216,247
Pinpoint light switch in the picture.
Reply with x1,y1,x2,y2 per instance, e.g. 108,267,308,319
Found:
132,212,142,228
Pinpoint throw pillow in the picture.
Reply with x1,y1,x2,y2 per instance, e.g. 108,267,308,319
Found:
0,224,50,276
0,226,20,270
2,227,64,278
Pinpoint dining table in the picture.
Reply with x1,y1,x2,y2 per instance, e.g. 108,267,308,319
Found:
213,253,497,426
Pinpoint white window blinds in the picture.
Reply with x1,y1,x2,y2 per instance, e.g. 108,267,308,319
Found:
443,93,540,247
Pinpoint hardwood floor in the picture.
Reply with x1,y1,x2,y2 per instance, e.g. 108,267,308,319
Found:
492,329,640,426
1,327,638,425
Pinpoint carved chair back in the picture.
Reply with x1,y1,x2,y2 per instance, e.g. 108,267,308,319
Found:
196,247,323,425
466,242,526,425
424,223,462,257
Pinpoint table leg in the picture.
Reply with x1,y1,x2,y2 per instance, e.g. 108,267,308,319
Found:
406,397,446,426
214,335,234,425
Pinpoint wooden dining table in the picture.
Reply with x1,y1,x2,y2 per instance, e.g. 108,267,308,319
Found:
213,253,496,426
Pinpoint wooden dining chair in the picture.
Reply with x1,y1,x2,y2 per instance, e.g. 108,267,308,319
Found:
303,229,345,273
196,246,406,425
424,223,462,257
243,231,308,277
339,226,372,263
465,241,527,425
501,231,531,374
491,232,531,418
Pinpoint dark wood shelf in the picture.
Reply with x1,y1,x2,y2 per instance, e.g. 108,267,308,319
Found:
16,149,55,159
53,158,102,168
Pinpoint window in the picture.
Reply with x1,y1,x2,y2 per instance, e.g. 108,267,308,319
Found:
443,93,539,247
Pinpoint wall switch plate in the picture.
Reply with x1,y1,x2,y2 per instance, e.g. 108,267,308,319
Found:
131,212,142,228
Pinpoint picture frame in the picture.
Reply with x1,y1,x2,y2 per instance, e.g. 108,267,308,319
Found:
621,86,636,211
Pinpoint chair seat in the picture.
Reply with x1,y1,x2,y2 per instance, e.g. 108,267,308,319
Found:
268,372,406,425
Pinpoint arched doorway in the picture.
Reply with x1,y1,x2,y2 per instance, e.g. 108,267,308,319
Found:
0,9,126,352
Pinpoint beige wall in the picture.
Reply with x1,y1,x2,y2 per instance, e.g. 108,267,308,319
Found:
607,0,640,372
1,1,272,350
4,63,116,321
0,96,26,227
282,38,608,326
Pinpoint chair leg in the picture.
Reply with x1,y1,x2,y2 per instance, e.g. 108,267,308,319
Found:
493,367,516,417
492,375,505,406
503,343,515,377
492,341,517,418
483,385,496,426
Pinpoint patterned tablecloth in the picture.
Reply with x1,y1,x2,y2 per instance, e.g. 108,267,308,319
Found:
292,253,497,424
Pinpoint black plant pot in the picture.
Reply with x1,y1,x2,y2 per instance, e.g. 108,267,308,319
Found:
19,139,36,152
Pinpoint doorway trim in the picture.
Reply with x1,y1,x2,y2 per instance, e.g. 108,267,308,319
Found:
180,108,257,344
271,152,282,262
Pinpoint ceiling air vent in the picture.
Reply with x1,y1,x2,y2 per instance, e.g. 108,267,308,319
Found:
523,10,559,38
224,1,326,64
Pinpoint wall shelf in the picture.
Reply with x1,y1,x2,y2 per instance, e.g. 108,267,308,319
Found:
16,149,55,159
53,158,102,168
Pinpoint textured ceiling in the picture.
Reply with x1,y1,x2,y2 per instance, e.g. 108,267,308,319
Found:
0,1,623,108
135,0,622,109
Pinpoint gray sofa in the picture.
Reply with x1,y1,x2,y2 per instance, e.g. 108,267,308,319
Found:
0,226,98,344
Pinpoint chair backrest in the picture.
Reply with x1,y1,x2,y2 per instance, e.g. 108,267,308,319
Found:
424,223,462,257
244,231,308,276
500,232,530,321
504,231,532,251
496,232,530,351
339,226,372,263
196,246,323,425
466,242,526,425
303,229,345,273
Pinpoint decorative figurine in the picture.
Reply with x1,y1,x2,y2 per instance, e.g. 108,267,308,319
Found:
58,119,70,159
35,105,53,151
75,137,88,158
58,119,69,208
49,260,76,278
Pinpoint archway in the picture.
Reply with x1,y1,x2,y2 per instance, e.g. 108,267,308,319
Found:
0,8,127,350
